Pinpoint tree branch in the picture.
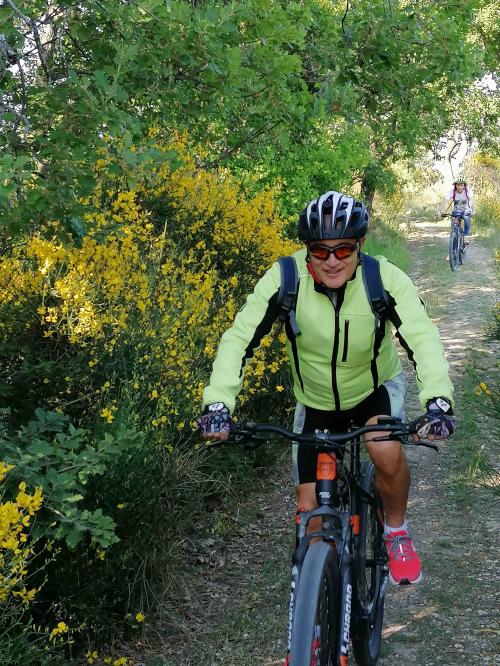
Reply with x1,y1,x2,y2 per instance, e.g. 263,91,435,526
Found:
205,119,284,168
4,0,53,83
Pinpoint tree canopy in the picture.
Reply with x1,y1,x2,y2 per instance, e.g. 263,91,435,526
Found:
0,0,498,228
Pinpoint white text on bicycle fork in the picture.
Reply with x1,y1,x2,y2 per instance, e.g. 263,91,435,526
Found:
341,583,353,655
287,565,299,650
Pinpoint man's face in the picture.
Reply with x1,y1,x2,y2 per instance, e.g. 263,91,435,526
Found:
308,237,364,289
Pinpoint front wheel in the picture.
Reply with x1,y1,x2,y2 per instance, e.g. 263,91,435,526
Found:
458,231,466,265
290,542,339,666
351,462,388,666
449,229,459,271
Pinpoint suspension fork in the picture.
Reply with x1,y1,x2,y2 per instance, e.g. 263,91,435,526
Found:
337,440,358,663
286,506,308,654
338,549,353,662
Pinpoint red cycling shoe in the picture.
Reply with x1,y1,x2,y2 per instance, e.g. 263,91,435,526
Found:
383,530,423,585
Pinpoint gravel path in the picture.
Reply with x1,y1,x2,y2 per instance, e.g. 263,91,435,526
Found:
379,222,499,665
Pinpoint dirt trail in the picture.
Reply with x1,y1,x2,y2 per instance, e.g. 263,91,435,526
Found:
378,222,498,665
153,222,498,666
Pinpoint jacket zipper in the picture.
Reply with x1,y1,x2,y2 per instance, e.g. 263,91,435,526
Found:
341,320,349,363
328,294,342,412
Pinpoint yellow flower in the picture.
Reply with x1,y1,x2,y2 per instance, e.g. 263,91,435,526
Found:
49,621,69,641
276,385,284,392
100,406,116,423
476,381,492,396
0,461,14,482
150,389,158,399
12,586,38,603
135,611,145,623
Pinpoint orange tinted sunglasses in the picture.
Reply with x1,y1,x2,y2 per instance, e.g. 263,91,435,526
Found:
308,242,359,261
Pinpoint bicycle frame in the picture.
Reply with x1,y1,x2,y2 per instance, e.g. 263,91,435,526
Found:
290,434,384,661
451,213,465,235
444,212,466,271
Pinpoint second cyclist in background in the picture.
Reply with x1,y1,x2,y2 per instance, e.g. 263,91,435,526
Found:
438,176,477,246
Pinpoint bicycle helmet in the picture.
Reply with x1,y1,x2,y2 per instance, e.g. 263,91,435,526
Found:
298,191,369,241
453,175,467,185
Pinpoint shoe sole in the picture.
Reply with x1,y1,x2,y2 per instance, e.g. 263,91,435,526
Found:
389,571,423,586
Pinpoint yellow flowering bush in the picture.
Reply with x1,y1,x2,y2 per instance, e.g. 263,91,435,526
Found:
0,133,297,648
0,464,42,606
0,134,296,435
0,464,47,662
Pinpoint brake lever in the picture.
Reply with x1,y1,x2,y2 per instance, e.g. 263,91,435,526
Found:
229,431,268,449
370,433,439,452
415,440,439,451
399,436,439,451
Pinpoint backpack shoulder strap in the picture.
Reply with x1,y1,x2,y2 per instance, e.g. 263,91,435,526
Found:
361,253,392,320
277,256,301,337
361,253,396,389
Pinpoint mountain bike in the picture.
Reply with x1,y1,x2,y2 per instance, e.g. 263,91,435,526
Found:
227,418,437,666
442,211,467,271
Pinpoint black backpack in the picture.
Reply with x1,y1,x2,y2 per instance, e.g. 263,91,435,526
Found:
276,253,396,353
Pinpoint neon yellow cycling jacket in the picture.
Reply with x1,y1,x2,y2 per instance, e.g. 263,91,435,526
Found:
202,249,453,413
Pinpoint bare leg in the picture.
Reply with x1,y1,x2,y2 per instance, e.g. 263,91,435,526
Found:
364,414,410,527
295,482,322,535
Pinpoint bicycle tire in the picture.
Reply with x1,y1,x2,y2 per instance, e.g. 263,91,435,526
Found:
448,229,459,271
351,462,388,666
458,231,466,265
290,542,339,666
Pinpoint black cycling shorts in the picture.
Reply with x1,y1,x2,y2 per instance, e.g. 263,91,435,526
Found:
292,374,406,485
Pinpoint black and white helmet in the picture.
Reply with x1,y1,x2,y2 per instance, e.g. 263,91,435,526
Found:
298,191,369,241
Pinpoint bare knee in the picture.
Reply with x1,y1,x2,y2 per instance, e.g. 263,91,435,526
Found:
367,441,408,478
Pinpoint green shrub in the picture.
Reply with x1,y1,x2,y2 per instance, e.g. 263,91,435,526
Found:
364,221,409,271
465,152,500,231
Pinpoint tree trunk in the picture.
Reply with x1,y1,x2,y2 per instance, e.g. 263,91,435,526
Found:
360,173,375,213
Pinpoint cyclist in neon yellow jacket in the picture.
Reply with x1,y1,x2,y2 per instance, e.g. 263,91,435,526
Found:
199,191,455,586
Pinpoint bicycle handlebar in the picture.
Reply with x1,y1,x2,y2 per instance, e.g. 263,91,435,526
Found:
223,417,438,451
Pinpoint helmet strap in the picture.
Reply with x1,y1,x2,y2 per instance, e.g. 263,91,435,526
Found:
305,251,322,284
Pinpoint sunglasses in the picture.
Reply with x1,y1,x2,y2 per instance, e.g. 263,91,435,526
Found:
308,242,359,261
